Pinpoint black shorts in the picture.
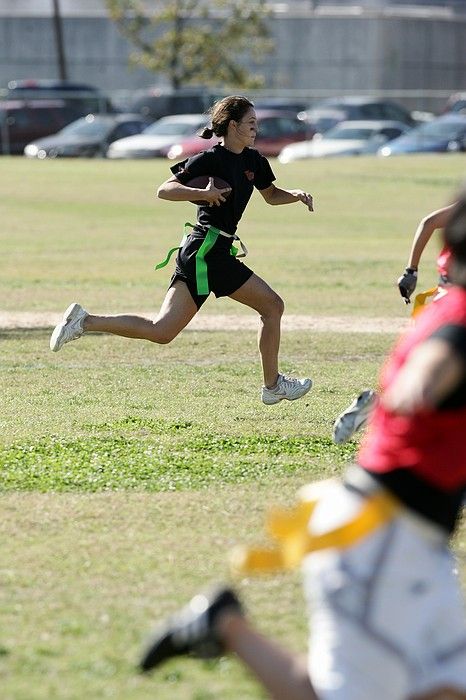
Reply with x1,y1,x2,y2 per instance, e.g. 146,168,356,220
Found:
169,230,254,309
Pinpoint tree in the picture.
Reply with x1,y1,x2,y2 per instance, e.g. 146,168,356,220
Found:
106,0,274,90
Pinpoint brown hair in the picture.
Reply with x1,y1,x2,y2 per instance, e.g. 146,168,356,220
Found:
199,95,254,139
444,188,466,287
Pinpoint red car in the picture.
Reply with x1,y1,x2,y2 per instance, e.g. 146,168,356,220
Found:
253,110,313,157
164,110,312,160
0,99,81,155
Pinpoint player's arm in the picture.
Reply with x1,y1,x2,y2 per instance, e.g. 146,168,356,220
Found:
382,327,466,415
157,176,230,206
259,184,313,211
397,204,456,303
406,204,456,271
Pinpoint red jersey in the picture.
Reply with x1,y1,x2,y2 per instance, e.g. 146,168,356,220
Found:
359,286,466,493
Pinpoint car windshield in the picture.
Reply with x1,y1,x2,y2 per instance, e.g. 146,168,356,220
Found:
143,120,201,136
451,101,466,113
60,116,111,137
409,120,466,140
314,117,340,133
324,127,375,140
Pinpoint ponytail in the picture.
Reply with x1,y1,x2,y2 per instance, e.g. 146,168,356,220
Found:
199,125,215,139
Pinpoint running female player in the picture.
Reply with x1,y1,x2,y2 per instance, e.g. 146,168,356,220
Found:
50,95,314,405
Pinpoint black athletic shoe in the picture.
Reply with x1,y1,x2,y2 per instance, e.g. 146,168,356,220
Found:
139,587,243,672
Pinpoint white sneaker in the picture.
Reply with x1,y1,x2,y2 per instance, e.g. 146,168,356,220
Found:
50,302,88,352
332,390,377,444
261,374,312,405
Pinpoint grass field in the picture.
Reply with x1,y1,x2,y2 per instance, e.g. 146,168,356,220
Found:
1,155,465,699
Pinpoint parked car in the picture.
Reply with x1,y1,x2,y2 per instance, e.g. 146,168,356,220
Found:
299,107,349,135
23,113,151,158
106,114,212,159
278,120,410,162
127,88,309,122
300,96,417,129
443,92,466,115
107,109,311,160
127,87,212,121
252,98,309,114
378,114,466,156
254,110,311,157
6,79,113,115
0,99,80,154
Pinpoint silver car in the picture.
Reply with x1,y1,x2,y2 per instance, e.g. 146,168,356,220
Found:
106,114,209,159
278,120,411,162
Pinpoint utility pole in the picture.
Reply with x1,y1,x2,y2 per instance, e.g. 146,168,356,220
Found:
52,0,67,80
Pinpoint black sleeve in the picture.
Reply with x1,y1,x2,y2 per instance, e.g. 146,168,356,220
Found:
430,324,466,362
170,150,216,184
253,152,276,190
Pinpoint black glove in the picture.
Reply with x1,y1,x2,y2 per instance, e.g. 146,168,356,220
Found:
397,268,418,304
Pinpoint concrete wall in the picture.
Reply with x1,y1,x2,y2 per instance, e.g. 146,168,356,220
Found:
263,14,466,95
0,16,150,89
0,6,465,111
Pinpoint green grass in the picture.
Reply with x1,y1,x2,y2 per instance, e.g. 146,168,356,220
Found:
1,328,384,489
1,154,465,314
1,155,465,699
0,487,310,700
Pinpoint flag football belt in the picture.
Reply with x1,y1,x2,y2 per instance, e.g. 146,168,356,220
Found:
229,478,401,576
412,286,438,318
154,222,249,296
412,282,450,318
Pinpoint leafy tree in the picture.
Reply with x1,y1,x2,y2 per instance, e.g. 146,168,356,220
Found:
106,0,273,89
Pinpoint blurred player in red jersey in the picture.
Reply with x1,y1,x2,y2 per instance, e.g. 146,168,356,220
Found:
334,201,459,445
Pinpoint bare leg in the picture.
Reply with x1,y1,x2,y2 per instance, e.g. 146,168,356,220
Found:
83,281,198,344
229,274,284,387
218,613,317,700
220,614,466,700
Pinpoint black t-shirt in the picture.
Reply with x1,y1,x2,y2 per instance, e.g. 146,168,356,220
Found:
170,144,275,235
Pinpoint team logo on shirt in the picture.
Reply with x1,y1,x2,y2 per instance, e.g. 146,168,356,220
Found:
244,170,254,181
